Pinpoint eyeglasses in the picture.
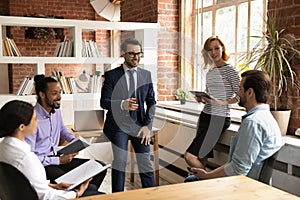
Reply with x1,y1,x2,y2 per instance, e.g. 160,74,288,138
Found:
125,52,143,57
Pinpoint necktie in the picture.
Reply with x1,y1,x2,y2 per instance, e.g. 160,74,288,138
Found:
128,70,137,121
128,70,135,98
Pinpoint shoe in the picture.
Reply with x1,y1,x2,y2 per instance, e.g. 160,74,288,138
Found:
184,174,199,182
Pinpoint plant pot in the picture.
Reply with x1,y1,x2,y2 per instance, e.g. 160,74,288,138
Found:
271,109,291,135
180,99,186,104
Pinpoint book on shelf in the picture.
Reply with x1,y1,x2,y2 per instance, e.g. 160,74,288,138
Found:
52,71,78,94
10,38,22,56
3,38,22,57
82,40,100,58
53,42,61,57
2,39,8,56
87,74,102,93
16,77,29,95
55,160,111,190
61,40,69,57
68,77,77,94
3,39,13,56
53,39,73,57
57,136,91,155
16,77,34,96
23,78,34,95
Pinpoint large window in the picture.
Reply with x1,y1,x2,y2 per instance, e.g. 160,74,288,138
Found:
180,0,267,90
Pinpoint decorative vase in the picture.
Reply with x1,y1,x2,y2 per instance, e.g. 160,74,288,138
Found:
180,99,186,105
271,109,291,135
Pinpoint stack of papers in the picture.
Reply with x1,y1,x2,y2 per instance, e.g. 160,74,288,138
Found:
55,160,111,190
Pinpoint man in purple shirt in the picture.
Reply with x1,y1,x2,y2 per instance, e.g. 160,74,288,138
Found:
25,75,106,195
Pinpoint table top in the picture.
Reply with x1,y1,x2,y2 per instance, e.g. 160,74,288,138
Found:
77,175,299,200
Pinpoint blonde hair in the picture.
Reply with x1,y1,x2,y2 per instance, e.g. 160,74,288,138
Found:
201,35,230,69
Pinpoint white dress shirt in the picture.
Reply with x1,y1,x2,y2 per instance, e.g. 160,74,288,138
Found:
0,136,76,200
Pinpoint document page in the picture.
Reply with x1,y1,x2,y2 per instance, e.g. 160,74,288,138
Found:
55,160,111,190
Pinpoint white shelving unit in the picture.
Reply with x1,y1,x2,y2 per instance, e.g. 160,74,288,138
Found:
0,16,159,74
0,16,159,124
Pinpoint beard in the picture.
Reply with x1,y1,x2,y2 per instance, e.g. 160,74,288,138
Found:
124,58,139,68
238,99,244,107
45,95,61,109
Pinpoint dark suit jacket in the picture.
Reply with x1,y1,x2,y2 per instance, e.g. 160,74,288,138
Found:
100,65,156,137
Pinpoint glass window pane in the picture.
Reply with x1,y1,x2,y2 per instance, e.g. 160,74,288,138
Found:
202,11,212,43
197,11,212,45
197,0,213,8
204,0,213,7
237,2,248,52
250,0,264,49
215,6,236,53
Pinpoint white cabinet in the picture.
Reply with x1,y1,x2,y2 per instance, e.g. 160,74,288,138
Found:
0,16,159,123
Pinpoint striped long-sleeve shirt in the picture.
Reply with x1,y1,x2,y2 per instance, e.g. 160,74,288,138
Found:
203,64,240,117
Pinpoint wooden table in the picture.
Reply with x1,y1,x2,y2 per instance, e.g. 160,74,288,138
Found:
77,175,299,200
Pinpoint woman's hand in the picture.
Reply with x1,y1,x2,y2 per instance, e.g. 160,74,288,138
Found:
199,96,227,105
49,182,72,190
75,178,93,198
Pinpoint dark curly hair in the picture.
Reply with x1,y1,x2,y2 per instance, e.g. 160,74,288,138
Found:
34,74,57,103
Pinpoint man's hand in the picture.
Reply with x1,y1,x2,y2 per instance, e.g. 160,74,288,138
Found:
137,126,151,145
123,98,139,111
59,152,78,164
190,167,208,180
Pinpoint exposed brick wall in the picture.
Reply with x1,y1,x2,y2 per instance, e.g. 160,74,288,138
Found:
268,0,300,134
6,0,109,93
0,0,9,15
121,0,179,101
157,0,179,101
121,0,158,23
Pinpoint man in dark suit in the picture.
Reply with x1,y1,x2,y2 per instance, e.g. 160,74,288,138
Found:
100,38,156,192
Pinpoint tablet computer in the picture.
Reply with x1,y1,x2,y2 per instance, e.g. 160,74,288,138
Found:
190,91,211,99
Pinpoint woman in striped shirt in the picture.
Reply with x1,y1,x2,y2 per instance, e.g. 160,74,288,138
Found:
185,36,240,174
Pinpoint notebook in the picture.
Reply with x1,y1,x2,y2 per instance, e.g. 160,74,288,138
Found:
73,110,104,131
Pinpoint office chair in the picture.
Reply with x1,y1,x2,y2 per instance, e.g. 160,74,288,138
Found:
258,149,280,185
0,161,39,200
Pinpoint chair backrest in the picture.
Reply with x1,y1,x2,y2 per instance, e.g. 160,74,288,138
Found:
258,150,280,185
0,161,39,200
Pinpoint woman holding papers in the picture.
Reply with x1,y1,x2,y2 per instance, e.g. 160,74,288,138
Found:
0,100,93,199
184,36,240,172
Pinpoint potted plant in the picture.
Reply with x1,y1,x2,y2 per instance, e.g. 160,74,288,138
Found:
175,87,191,104
242,14,300,135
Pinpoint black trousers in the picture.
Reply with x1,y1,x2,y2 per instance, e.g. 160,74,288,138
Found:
45,158,107,194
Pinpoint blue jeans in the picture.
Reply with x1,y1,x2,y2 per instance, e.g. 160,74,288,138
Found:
108,130,155,192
